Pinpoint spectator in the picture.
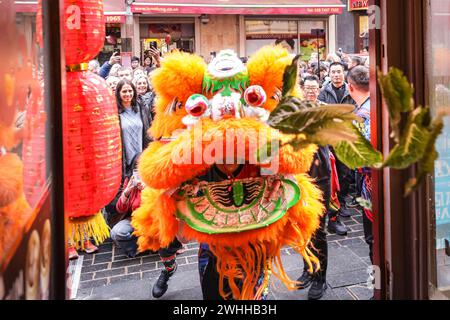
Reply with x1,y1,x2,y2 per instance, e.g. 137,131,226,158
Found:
347,66,373,263
88,60,100,74
109,63,122,77
297,75,331,300
131,56,140,70
117,66,133,81
313,62,331,87
318,61,356,234
99,51,121,79
105,75,120,95
318,62,355,105
349,56,364,70
133,67,146,80
104,79,152,258
133,75,155,117
143,56,154,75
148,47,161,69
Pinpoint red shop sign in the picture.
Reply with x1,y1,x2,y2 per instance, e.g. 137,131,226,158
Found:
105,15,125,24
348,0,369,11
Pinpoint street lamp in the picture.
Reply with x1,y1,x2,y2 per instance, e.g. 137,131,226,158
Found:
311,28,325,80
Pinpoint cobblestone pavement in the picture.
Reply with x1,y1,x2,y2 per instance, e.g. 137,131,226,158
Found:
74,207,373,300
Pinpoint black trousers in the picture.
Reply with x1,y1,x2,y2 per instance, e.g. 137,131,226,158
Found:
303,183,329,280
304,212,328,280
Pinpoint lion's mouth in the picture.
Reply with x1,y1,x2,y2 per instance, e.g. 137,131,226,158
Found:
175,164,300,234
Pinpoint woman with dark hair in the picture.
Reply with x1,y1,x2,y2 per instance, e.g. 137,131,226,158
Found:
105,79,152,258
110,81,183,293
143,56,154,75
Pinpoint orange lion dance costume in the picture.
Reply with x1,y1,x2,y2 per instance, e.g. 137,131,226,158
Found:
132,46,324,300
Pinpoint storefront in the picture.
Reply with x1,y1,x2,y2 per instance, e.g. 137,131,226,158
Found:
98,2,127,64
348,0,369,53
369,0,450,300
130,0,346,61
245,18,329,61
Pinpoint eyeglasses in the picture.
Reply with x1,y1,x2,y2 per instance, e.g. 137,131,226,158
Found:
303,86,319,91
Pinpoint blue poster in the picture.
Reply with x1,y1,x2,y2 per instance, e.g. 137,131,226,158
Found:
434,116,450,249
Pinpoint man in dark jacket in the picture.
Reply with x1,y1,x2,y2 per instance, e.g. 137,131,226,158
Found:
297,75,331,300
318,62,357,231
318,62,356,105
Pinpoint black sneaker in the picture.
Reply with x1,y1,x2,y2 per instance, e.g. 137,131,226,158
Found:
327,217,348,236
308,278,327,300
152,265,177,298
297,271,314,290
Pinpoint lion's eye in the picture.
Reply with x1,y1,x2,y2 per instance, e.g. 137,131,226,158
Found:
244,85,267,107
185,94,209,117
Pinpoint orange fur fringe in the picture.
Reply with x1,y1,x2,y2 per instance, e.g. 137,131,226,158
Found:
132,174,323,300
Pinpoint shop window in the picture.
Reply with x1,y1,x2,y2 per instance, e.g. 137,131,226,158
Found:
98,24,122,65
1,2,52,300
358,15,369,53
245,20,299,56
428,0,450,299
245,20,327,62
140,23,195,57
298,20,327,62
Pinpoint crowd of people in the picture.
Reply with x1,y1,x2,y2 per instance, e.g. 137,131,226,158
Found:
273,38,373,300
69,40,373,301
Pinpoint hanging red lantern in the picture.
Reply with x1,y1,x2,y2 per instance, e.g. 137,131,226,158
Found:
30,0,122,248
64,0,105,66
64,71,122,217
165,34,172,45
37,0,105,60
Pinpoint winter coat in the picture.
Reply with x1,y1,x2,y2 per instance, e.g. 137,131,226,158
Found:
99,62,113,79
309,146,332,209
138,91,155,119
318,81,356,106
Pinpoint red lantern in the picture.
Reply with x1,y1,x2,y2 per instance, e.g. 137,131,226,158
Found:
64,0,105,66
37,0,105,60
165,34,172,45
64,71,122,217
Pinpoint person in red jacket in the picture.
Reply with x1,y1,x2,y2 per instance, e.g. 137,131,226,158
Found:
110,171,144,258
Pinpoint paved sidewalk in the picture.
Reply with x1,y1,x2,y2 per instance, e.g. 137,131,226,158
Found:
74,208,373,300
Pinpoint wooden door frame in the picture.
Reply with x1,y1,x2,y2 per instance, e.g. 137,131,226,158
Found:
370,0,429,299
42,0,67,300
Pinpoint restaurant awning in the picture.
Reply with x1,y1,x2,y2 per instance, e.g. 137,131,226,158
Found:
131,0,346,15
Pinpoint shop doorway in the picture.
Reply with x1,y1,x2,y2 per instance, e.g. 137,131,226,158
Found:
139,22,195,63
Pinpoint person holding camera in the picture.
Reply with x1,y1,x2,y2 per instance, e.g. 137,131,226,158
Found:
99,50,122,79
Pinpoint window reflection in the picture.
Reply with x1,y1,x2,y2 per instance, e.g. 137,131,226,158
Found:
430,0,450,297
1,1,50,300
